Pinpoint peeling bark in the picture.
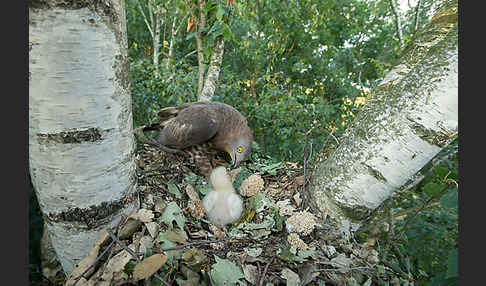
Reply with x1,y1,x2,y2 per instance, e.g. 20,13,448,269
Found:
29,0,139,273
307,2,457,237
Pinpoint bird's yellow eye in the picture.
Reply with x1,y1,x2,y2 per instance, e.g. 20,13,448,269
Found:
236,146,243,153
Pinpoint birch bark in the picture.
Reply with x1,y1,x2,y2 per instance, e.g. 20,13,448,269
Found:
307,2,458,236
29,0,139,273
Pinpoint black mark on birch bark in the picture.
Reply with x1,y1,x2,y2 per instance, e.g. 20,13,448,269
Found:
364,164,388,183
37,127,103,144
46,190,138,229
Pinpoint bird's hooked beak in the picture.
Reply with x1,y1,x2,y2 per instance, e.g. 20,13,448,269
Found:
231,152,240,168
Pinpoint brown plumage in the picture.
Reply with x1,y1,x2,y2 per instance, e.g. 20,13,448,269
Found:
150,101,252,177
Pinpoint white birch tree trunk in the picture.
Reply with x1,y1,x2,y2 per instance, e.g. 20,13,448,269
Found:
199,36,225,102
29,0,139,274
166,6,182,70
153,8,161,76
307,2,458,237
389,0,404,46
195,0,207,100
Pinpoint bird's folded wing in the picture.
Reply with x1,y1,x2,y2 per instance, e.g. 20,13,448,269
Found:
156,104,219,149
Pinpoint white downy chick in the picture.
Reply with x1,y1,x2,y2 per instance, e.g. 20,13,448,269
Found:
202,166,244,228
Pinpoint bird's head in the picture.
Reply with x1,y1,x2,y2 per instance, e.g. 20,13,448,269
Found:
227,128,252,168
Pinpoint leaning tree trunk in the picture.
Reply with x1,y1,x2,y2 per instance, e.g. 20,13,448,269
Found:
307,1,457,238
29,0,139,274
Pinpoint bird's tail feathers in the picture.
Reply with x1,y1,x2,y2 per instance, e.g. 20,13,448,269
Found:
210,166,234,192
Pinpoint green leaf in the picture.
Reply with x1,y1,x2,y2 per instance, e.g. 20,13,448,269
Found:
440,188,458,211
433,166,450,180
233,167,252,191
422,182,445,196
167,183,182,199
216,6,225,21
297,249,317,261
184,172,199,185
156,231,183,265
186,31,196,41
144,247,153,259
123,261,137,275
248,193,271,213
210,255,245,285
273,208,285,231
159,202,185,230
222,23,233,41
445,248,458,279
207,21,223,37
276,245,306,263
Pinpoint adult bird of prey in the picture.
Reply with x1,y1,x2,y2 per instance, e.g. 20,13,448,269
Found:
143,101,253,177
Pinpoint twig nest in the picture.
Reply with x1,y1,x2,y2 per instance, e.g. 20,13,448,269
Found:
285,211,318,236
239,173,264,197
134,209,154,223
287,233,308,250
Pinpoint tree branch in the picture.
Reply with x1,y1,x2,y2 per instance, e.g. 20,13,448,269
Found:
136,0,154,38
389,0,403,46
413,0,422,34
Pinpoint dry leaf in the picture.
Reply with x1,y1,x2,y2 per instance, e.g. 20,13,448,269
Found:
281,268,301,286
92,241,139,285
154,199,167,213
189,229,208,239
186,17,195,33
119,218,142,239
132,253,168,281
276,199,296,216
185,184,200,201
164,229,188,244
295,175,305,185
293,193,302,206
140,235,154,253
145,221,160,239
182,248,208,267
298,263,319,286
136,209,154,223
242,264,258,284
